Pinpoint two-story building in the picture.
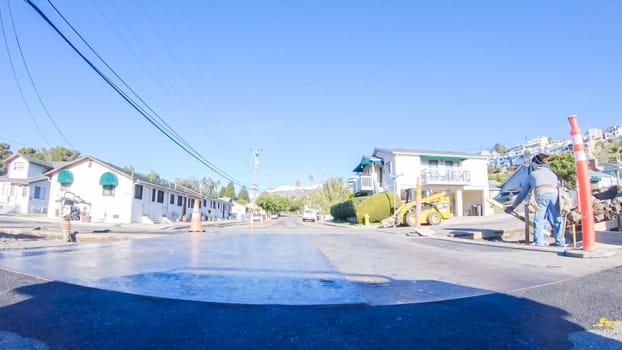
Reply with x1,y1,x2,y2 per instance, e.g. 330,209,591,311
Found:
0,154,60,214
352,147,491,217
44,155,232,224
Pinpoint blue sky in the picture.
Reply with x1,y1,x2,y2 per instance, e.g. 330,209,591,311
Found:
1,1,620,191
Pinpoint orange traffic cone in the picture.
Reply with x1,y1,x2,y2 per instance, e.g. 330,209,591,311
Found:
189,199,203,232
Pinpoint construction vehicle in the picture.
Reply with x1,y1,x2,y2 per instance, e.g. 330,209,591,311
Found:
380,189,451,227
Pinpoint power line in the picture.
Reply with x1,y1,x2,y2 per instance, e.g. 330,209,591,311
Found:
44,0,240,185
23,0,246,187
6,0,75,149
0,3,51,150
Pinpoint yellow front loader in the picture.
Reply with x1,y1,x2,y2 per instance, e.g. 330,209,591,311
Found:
381,190,451,227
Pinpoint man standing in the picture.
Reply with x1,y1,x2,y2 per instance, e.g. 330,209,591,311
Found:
506,148,566,247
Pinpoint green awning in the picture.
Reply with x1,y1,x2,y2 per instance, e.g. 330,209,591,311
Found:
57,169,74,184
99,172,118,186
420,155,468,161
353,156,383,172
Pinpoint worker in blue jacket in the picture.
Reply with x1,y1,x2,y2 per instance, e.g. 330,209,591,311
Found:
506,149,566,247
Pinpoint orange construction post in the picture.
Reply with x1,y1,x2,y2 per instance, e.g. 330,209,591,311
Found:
568,115,595,251
415,176,422,228
61,218,73,242
189,199,203,232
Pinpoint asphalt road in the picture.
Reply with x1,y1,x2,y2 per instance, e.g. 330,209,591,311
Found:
0,214,621,349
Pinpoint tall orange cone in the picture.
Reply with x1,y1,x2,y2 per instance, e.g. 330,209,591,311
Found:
189,199,203,232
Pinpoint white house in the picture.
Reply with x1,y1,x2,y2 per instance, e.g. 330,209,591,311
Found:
44,155,231,224
352,147,491,217
0,154,58,214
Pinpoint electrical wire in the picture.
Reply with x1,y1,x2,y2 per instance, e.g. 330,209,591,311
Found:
46,0,227,180
0,2,52,150
25,0,246,187
136,0,214,119
89,0,194,120
6,0,75,149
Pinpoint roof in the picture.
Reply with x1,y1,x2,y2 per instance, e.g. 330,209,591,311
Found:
5,153,55,169
598,161,621,173
374,147,487,160
44,155,217,199
0,174,49,185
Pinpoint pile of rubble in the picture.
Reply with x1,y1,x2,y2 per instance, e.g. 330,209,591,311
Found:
566,186,622,227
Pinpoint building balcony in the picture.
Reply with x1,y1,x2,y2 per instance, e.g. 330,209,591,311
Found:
352,175,380,193
421,168,471,185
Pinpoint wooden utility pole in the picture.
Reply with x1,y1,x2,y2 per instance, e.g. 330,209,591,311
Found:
250,148,262,228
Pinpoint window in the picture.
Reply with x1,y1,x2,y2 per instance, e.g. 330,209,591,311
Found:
102,185,115,196
428,160,439,167
1,184,9,195
60,183,71,191
134,185,143,199
151,188,156,202
177,196,183,206
13,162,25,170
157,190,164,203
22,187,28,197
33,186,46,199
170,194,175,204
445,160,454,167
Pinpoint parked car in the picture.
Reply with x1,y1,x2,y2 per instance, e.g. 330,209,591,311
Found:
302,209,317,222
270,212,280,219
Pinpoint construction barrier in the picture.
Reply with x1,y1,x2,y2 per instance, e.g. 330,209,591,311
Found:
189,199,203,232
415,176,422,228
61,219,75,242
568,115,595,251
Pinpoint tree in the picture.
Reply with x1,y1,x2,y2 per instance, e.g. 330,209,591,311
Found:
493,143,507,155
147,170,161,182
45,146,80,161
308,175,314,188
316,178,351,215
295,180,301,189
201,177,219,196
595,139,622,164
17,147,42,159
123,165,135,174
549,152,577,189
256,192,291,213
237,186,250,205
0,143,12,175
175,178,199,191
221,182,236,199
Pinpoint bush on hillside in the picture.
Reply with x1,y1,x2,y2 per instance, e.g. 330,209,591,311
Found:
355,192,403,223
330,197,366,220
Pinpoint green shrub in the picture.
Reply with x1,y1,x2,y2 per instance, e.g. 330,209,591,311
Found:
354,192,403,223
330,197,366,220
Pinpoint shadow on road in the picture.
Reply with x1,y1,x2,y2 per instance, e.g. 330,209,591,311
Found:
0,269,618,349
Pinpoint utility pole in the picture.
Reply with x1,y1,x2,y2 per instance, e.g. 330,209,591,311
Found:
250,148,262,229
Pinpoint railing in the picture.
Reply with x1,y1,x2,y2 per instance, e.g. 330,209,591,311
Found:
421,168,471,185
353,175,375,193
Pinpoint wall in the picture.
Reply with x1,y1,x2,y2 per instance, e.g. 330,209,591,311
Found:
47,160,133,223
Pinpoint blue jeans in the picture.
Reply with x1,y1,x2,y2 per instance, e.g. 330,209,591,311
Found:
533,190,564,245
